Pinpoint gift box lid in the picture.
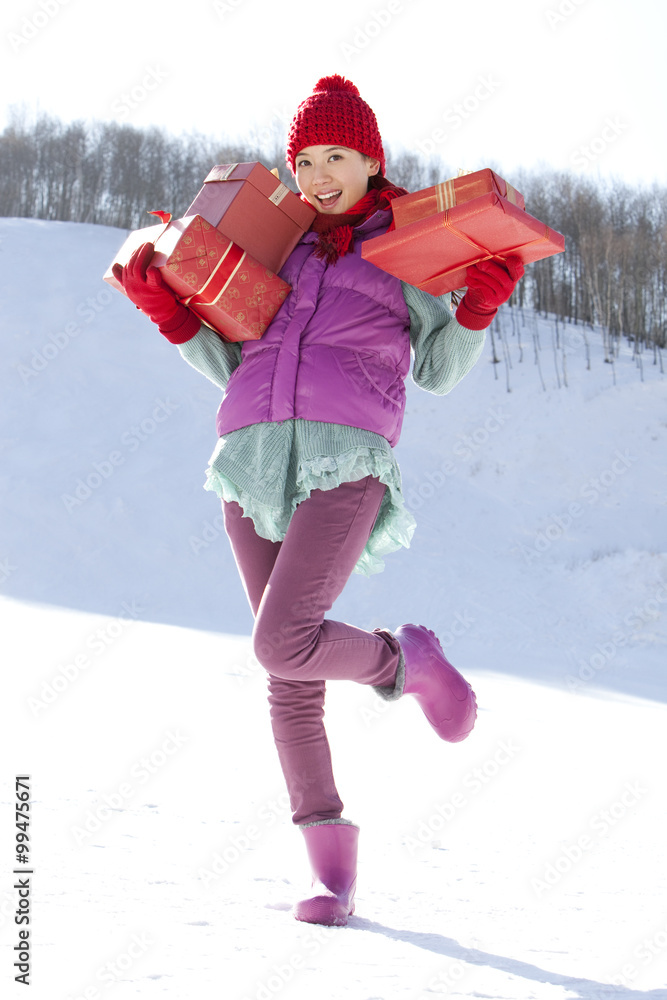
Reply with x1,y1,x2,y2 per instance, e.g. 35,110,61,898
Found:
392,168,525,229
187,161,316,229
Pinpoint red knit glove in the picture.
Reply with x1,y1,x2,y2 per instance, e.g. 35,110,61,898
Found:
112,242,200,344
455,256,524,331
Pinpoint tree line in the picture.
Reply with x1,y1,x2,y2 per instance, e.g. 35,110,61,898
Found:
0,110,664,352
512,168,667,357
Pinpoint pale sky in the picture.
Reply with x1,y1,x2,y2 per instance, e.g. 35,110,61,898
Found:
1,0,665,189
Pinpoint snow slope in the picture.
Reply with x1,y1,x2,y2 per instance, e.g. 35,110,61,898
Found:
1,218,666,999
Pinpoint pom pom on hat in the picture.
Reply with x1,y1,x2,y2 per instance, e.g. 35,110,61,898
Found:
286,75,385,175
312,74,360,95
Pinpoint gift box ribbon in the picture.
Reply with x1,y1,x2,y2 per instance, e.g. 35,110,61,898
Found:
436,211,551,282
149,210,173,225
504,183,519,206
434,180,519,212
181,240,247,308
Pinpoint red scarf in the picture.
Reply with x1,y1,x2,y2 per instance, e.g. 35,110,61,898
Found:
305,176,408,265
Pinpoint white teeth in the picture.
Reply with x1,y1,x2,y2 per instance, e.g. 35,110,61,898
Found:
318,191,341,201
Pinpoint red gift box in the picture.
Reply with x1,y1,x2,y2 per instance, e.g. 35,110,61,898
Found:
103,215,291,342
151,215,291,342
185,162,316,274
362,192,564,296
391,168,525,229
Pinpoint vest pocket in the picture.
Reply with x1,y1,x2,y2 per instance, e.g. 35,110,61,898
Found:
354,352,403,407
219,347,278,426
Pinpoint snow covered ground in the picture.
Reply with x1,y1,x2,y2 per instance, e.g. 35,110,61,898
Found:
1,218,666,999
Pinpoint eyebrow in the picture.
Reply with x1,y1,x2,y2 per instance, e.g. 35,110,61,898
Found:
297,146,349,157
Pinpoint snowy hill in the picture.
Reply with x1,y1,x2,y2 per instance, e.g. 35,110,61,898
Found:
1,218,666,999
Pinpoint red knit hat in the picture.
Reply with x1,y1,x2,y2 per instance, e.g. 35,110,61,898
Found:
286,75,385,176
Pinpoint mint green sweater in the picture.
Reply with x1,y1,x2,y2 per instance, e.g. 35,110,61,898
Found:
178,283,485,575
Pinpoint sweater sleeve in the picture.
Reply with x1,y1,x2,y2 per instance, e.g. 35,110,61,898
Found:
176,323,243,391
402,281,486,395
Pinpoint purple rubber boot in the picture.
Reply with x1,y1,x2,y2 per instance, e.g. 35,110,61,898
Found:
293,822,358,927
395,624,477,742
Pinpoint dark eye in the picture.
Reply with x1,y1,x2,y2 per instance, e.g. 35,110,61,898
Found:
296,159,310,168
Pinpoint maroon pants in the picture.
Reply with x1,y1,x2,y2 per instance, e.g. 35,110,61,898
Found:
223,476,402,825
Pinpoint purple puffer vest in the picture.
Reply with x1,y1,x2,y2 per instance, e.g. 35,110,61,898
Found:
215,208,411,448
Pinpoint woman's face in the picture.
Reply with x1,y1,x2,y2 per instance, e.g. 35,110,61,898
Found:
295,145,380,215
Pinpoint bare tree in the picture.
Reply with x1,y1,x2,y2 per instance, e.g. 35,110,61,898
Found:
0,112,664,354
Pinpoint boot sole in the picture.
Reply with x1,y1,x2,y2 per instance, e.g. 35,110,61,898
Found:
293,895,355,926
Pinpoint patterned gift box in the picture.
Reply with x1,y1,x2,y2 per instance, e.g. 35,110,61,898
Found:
185,161,316,275
391,168,525,229
150,215,291,342
362,192,564,297
103,215,290,342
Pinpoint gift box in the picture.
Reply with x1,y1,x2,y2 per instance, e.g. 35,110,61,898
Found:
185,162,316,274
104,215,291,342
391,168,525,229
152,215,291,342
361,192,564,297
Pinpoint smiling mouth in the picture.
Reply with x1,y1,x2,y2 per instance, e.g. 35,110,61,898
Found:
316,190,342,208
